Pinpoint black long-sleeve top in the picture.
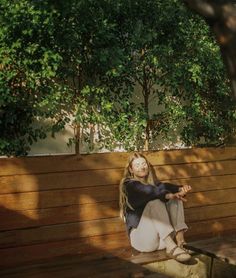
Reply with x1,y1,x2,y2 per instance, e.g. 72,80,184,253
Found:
123,178,180,235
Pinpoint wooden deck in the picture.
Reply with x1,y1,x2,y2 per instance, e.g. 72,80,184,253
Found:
0,250,170,278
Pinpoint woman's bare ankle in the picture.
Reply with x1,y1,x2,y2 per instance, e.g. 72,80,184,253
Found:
175,229,186,246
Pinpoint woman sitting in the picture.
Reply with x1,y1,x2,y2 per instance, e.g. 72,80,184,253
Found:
119,152,192,263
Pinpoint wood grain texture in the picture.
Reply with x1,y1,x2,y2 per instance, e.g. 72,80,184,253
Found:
1,200,235,232
0,185,118,210
185,188,236,208
1,185,236,211
185,202,236,223
0,147,236,268
186,216,236,240
1,147,236,176
1,160,236,195
0,201,119,231
0,251,169,278
0,232,130,268
0,217,125,248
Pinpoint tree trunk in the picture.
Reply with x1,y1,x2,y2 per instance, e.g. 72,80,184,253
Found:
142,64,150,151
74,123,80,154
184,0,236,101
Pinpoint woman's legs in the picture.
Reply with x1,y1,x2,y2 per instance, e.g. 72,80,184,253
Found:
165,199,188,245
130,199,174,252
130,199,191,262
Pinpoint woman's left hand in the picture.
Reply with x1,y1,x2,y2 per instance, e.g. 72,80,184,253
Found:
179,185,192,196
174,185,192,202
166,185,191,202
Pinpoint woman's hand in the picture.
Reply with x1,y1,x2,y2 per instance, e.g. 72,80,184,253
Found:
165,192,186,202
165,185,191,202
179,185,192,196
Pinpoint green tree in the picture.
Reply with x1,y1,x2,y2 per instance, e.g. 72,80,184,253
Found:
63,0,236,151
45,0,148,152
0,0,72,155
82,0,236,150
0,0,235,156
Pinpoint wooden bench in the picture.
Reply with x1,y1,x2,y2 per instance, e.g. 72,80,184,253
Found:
1,147,236,276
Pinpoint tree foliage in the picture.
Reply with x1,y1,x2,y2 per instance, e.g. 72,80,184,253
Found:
0,0,72,155
0,0,235,156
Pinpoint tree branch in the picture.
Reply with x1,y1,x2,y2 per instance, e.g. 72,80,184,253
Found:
184,0,236,101
184,0,217,18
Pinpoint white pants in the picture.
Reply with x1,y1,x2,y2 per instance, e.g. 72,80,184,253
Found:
130,199,188,252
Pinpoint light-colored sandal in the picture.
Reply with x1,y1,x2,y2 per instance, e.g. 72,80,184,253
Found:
166,246,191,263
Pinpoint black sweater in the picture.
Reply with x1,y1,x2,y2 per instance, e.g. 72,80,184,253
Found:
124,178,180,235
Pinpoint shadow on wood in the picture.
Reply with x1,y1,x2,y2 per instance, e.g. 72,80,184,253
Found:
0,147,236,276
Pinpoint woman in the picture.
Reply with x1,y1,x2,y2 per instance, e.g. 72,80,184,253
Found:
119,152,192,263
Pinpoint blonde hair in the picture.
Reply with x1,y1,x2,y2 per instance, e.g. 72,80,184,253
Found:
119,152,158,221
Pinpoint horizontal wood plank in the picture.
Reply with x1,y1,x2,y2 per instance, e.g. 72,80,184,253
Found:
1,147,236,176
1,185,236,211
186,216,236,240
1,160,236,195
185,188,236,208
1,200,235,232
0,255,161,278
0,185,118,211
1,172,236,196
1,199,236,233
0,232,130,268
154,160,236,180
0,202,119,231
0,169,123,194
0,218,125,248
185,202,236,223
165,174,236,192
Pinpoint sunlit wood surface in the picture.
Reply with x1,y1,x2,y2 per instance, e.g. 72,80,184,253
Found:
186,235,236,266
0,147,236,269
0,250,170,278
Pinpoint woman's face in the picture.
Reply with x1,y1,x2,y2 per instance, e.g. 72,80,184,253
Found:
130,157,149,179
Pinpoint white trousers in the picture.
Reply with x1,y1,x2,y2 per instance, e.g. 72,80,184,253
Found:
130,199,188,252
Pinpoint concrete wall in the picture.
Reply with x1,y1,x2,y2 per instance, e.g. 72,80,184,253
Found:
28,85,185,156
28,124,75,156
28,84,236,156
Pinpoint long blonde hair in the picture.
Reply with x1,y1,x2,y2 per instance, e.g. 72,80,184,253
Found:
119,152,158,221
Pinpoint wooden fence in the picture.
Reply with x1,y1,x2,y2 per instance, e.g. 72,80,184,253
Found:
1,147,236,268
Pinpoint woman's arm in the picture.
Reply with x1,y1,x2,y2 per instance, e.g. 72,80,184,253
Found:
165,185,192,202
157,182,180,194
124,179,171,209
